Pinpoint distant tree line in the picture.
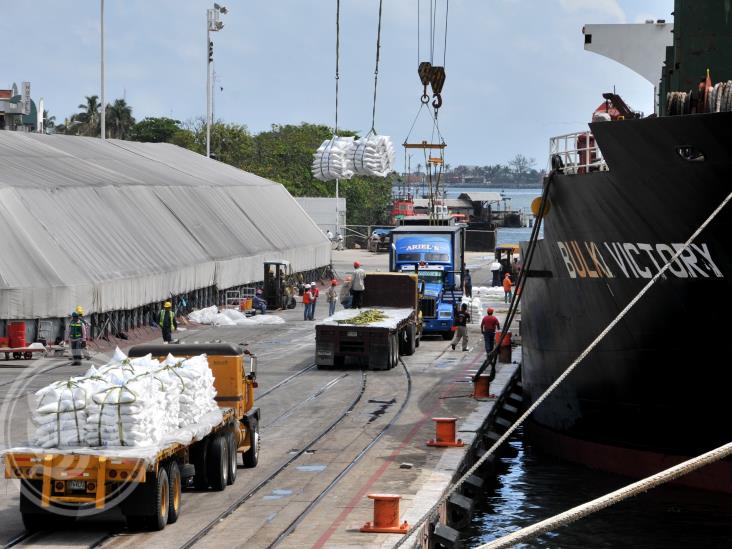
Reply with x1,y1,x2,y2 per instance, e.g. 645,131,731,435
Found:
406,154,545,187
50,98,391,226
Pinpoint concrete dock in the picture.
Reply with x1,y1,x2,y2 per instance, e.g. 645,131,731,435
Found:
0,249,520,548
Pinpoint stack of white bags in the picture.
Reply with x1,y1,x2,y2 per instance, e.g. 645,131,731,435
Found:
188,306,285,326
311,135,395,181
350,134,395,178
31,349,218,449
312,136,355,181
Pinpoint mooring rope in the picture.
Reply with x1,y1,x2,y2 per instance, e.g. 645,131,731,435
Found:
392,188,732,548
476,442,732,549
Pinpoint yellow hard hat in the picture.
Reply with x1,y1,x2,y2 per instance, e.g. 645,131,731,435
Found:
75,305,85,315
164,301,172,308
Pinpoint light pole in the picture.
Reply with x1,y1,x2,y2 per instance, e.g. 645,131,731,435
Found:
206,4,227,158
100,0,105,140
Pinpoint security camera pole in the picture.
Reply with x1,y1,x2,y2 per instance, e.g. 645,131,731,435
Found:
206,4,227,158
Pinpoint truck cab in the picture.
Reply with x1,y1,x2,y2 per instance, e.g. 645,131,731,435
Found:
389,226,466,339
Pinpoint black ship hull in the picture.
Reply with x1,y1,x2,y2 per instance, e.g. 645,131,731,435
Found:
521,112,732,491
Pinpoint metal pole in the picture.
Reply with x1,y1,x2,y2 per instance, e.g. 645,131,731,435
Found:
335,178,340,235
206,16,211,158
100,0,105,140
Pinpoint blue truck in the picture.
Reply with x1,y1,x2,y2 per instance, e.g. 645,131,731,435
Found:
389,225,466,339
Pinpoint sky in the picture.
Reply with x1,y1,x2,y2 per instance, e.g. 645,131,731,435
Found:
2,0,674,170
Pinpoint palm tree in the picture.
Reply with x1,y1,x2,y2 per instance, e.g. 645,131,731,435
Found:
77,95,101,136
105,98,135,139
42,110,55,131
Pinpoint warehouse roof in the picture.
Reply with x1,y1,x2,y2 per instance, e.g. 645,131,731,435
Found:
0,131,329,319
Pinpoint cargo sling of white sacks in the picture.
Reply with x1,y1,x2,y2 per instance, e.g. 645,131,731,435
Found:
311,0,394,182
392,188,732,548
32,350,218,449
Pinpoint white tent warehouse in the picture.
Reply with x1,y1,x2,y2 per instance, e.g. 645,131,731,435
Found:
0,131,330,329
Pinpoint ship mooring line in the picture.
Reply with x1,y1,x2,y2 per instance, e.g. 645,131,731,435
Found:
393,188,732,548
476,441,732,549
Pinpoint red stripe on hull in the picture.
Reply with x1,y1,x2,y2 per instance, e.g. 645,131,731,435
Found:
526,421,732,494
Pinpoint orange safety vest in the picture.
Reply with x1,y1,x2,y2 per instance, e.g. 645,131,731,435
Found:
503,277,513,292
303,291,312,304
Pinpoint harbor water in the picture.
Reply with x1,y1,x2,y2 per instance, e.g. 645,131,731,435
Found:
461,430,732,547
444,186,543,246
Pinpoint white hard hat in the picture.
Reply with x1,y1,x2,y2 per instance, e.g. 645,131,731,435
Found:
305,283,311,287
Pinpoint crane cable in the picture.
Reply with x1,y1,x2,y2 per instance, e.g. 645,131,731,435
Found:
334,0,340,136
370,0,384,134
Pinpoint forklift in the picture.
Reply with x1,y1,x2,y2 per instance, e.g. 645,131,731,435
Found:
494,243,521,281
263,260,295,310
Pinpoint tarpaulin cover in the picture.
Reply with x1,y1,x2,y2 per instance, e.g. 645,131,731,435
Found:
0,132,330,319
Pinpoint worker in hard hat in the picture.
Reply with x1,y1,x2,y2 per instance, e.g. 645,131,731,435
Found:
74,305,92,359
309,281,320,320
480,307,500,356
158,301,177,343
302,283,313,321
65,311,87,365
351,261,366,309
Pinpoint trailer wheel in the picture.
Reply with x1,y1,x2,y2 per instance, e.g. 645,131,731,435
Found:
226,431,238,485
402,325,416,356
242,419,259,468
19,481,69,531
191,441,209,490
207,435,228,491
166,461,182,524
127,467,169,531
390,334,399,369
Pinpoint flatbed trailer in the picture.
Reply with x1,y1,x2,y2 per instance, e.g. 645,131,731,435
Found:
3,343,260,532
315,273,421,370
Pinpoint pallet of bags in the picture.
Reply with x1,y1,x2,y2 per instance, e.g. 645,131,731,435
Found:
32,376,108,449
158,354,218,427
312,136,355,181
350,134,395,178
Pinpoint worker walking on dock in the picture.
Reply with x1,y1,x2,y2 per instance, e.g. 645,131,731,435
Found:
158,301,177,343
351,261,366,308
503,273,513,303
490,259,501,286
310,281,320,320
464,269,473,298
451,303,471,351
303,283,313,320
327,279,338,316
481,307,500,356
65,311,87,365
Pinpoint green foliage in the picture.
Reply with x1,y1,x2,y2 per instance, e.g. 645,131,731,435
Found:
56,96,392,225
129,117,182,143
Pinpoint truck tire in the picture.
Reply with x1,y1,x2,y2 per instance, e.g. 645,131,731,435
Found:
127,467,169,531
191,441,209,490
19,481,68,531
442,331,454,341
166,461,182,524
403,324,416,356
242,419,260,468
206,435,229,491
226,431,238,485
390,334,399,369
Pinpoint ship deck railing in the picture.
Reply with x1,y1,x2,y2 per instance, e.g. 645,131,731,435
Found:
549,131,609,174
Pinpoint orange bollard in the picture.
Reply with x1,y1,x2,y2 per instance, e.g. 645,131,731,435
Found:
473,374,497,399
360,493,409,534
426,417,464,447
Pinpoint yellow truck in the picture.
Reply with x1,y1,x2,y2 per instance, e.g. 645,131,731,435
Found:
4,343,259,532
